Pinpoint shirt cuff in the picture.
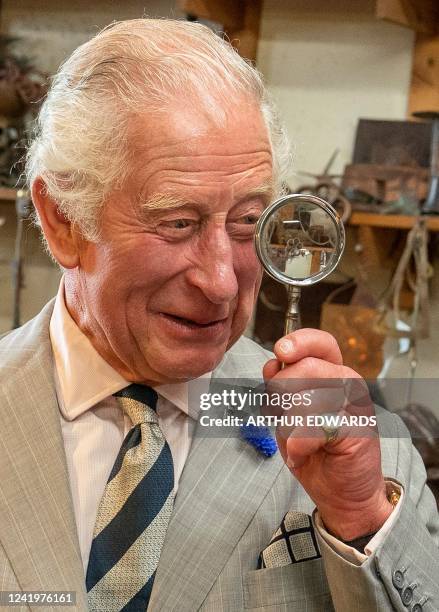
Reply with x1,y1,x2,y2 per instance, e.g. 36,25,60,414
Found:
313,480,404,565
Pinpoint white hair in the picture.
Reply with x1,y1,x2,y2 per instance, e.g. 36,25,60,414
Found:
26,18,291,241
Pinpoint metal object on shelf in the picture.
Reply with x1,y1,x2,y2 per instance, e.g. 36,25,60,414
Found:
412,111,439,215
296,150,352,224
254,194,345,337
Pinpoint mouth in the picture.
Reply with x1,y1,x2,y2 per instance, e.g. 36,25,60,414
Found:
159,313,228,329
157,311,232,342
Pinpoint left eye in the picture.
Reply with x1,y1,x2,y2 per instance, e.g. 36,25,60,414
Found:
171,219,192,229
240,214,260,225
226,214,260,240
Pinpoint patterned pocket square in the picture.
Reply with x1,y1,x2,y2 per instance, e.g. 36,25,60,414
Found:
258,511,321,569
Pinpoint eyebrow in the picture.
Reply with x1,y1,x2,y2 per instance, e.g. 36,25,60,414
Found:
239,180,275,207
140,192,183,212
140,179,275,213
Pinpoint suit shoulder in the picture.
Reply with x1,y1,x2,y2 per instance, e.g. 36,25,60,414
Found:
0,300,54,382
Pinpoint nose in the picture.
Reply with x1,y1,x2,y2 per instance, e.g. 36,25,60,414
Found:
186,225,239,305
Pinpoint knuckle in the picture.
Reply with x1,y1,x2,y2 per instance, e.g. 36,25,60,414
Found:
295,329,342,358
323,331,342,354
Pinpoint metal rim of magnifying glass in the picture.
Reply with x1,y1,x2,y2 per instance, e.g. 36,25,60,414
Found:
254,193,346,287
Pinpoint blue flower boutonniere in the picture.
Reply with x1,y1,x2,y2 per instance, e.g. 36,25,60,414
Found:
240,422,278,457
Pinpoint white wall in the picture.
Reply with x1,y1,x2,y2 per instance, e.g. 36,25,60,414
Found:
257,0,415,186
2,0,183,74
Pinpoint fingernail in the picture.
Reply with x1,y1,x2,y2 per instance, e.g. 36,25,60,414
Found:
286,457,295,469
278,339,294,354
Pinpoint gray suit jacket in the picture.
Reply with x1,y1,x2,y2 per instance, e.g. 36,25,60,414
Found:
0,301,438,611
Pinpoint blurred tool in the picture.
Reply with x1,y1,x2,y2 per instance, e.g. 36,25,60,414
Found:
11,187,31,329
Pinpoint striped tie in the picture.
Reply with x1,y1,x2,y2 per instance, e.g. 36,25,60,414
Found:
86,384,175,611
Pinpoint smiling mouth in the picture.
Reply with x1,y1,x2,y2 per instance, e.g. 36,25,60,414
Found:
160,313,227,329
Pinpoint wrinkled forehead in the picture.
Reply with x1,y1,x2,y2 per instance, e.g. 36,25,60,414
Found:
125,104,273,210
130,92,271,156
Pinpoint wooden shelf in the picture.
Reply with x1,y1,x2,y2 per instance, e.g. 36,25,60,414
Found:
348,211,439,231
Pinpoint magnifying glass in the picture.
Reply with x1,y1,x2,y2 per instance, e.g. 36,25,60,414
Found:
254,193,345,337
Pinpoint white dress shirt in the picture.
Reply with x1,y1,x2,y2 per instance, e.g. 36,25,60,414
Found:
49,280,401,573
49,281,208,571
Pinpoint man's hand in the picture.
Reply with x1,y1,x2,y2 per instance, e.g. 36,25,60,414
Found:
263,329,393,542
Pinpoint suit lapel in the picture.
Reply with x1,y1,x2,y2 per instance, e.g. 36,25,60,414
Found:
0,303,87,610
150,340,282,610
149,417,285,610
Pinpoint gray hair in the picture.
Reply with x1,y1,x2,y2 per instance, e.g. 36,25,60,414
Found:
26,18,291,241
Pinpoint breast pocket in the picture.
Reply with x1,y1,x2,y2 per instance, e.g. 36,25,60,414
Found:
243,559,334,611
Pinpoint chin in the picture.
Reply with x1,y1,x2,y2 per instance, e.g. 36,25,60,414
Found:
155,348,227,382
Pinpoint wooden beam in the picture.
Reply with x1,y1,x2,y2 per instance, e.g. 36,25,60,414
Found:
178,0,262,63
0,187,17,202
408,32,439,116
376,0,439,35
228,0,262,63
177,0,245,33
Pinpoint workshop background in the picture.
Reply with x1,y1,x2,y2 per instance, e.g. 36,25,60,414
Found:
0,1,438,497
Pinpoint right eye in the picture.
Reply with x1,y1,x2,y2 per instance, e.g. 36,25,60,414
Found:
155,218,200,240
171,219,192,229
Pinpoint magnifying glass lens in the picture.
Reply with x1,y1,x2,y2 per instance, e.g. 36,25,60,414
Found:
255,194,345,287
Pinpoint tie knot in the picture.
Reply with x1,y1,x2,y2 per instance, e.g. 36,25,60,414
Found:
114,384,158,426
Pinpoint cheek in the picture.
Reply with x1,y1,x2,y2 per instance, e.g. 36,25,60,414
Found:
234,242,262,295
95,238,183,291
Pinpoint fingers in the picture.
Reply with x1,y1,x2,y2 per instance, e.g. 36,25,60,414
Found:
264,357,350,395
273,357,346,380
264,354,365,403
264,329,343,383
263,328,374,473
263,359,281,380
275,416,343,469
273,328,343,366
281,414,364,470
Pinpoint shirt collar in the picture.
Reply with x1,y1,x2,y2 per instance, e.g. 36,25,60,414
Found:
50,279,210,422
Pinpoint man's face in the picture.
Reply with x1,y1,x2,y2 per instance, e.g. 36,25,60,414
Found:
70,101,273,384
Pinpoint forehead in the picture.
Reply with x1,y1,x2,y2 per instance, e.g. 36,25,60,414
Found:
130,101,273,202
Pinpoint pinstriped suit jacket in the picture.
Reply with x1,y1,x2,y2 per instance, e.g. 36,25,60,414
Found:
0,300,438,611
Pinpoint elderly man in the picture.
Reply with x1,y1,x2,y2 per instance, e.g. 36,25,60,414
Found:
0,18,437,612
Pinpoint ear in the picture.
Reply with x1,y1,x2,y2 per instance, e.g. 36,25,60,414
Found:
32,177,80,268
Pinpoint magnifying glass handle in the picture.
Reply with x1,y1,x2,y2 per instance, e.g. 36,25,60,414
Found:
284,285,302,335
281,285,301,369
